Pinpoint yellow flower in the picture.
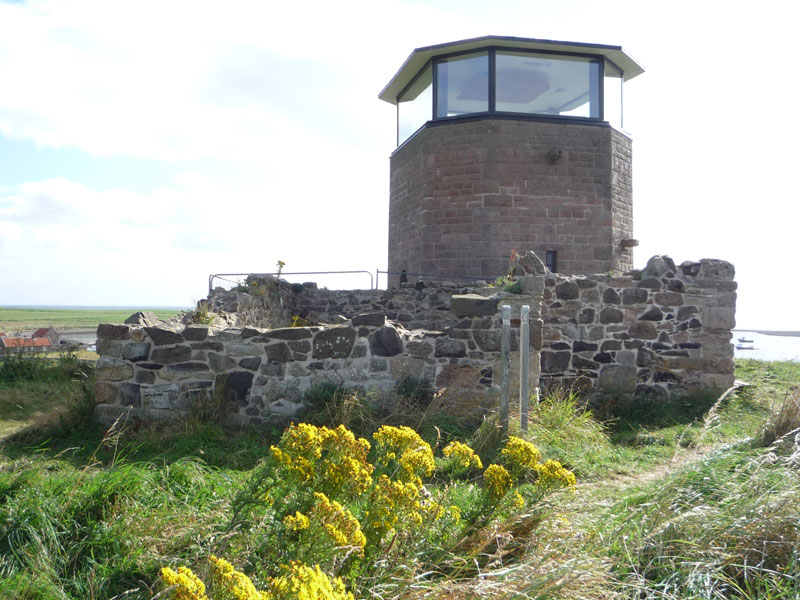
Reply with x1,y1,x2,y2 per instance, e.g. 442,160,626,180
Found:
160,565,208,600
484,464,513,500
208,555,268,600
268,562,353,600
447,504,462,524
283,511,310,531
535,459,576,490
373,425,434,485
501,436,541,477
442,441,483,471
365,474,423,538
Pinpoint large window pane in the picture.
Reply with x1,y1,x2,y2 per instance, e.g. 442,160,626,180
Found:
435,52,489,118
603,59,623,129
398,63,432,145
496,51,600,118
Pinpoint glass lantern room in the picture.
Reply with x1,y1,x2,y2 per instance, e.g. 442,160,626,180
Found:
380,36,643,146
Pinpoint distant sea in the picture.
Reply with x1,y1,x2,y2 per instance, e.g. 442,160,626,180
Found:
733,330,800,362
1,305,189,310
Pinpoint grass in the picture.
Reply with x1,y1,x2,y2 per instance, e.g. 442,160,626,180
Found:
0,307,181,330
0,358,797,599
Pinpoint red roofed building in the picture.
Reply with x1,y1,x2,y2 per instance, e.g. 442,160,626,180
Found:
0,336,52,353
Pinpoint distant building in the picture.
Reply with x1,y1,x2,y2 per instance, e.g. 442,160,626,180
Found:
33,327,60,345
0,336,52,353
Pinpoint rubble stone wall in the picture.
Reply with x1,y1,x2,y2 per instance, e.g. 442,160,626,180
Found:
539,256,736,402
93,292,543,426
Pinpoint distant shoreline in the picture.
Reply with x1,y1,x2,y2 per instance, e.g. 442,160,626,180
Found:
736,329,800,338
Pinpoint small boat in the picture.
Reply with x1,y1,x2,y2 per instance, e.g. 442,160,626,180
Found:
736,343,755,350
738,336,754,343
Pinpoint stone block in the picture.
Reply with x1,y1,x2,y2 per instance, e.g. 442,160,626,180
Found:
97,324,131,341
629,322,658,340
150,345,192,365
473,330,500,352
121,342,151,362
160,362,214,382
518,276,544,296
144,327,184,346
352,313,386,327
96,339,123,358
654,291,684,307
257,327,315,341
451,294,498,317
141,383,181,410
555,281,579,300
369,326,404,357
597,364,637,393
95,357,134,381
703,307,736,330
265,343,293,363
434,338,467,358
239,357,262,371
119,382,141,407
541,350,570,373
313,326,356,359
94,381,119,404
600,307,623,324
182,326,209,341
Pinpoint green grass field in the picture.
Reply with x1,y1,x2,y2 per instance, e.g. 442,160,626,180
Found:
0,359,797,599
0,307,182,330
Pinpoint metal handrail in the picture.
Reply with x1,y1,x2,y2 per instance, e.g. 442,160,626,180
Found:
375,269,497,289
208,271,374,293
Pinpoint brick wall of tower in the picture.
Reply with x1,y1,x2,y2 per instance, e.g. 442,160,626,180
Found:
388,119,634,284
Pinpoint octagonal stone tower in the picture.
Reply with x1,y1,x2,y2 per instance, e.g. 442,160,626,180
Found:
380,36,644,284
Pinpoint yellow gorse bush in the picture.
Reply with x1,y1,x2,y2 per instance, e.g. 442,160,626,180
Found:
442,440,483,471
483,464,513,500
270,423,373,499
160,566,208,600
535,458,577,490
372,425,434,485
209,555,269,600
501,436,541,477
366,474,423,537
269,562,354,600
309,492,367,554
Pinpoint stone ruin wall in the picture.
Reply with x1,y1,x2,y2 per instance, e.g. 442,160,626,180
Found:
93,254,736,425
93,284,543,426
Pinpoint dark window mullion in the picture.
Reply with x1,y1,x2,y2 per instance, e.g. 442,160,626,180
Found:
432,58,439,119
489,48,496,113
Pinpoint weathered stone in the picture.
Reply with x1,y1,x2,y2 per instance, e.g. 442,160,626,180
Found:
144,327,184,346
451,294,498,317
578,308,595,324
97,323,131,341
666,279,685,293
95,357,134,381
571,341,596,353
600,307,624,324
138,362,164,370
94,381,119,404
288,340,311,353
268,398,305,417
351,344,368,358
96,339,123,358
219,371,253,403
517,250,547,275
434,338,467,358
121,342,151,362
135,369,156,384
555,281,579,300
593,352,613,363
703,307,736,329
541,351,570,373
629,321,658,339
406,341,433,358
602,288,621,304
573,356,599,369
637,347,660,367
240,327,261,339
258,327,314,341
150,345,192,364
518,275,544,296
437,364,482,388
697,259,735,281
597,364,637,393
601,340,622,351
261,361,285,377
473,330,500,352
370,357,388,372
636,278,662,290
239,357,262,371
639,307,663,321
641,255,676,280
190,341,224,351
265,343,293,363
531,319,543,350
654,291,683,307
183,326,209,341
124,311,161,327
634,383,669,403
622,288,648,304
160,362,214,382
119,381,142,408
312,327,356,359
141,383,181,410
369,326,404,357
352,313,386,327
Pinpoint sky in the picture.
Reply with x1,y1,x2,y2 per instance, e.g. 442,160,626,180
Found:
0,0,797,330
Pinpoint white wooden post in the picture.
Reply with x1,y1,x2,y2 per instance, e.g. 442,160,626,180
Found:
520,304,530,433
500,305,511,438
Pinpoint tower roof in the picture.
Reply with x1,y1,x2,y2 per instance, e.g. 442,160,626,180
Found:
379,35,644,104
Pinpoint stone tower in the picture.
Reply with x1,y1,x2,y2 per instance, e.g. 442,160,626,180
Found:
380,36,644,283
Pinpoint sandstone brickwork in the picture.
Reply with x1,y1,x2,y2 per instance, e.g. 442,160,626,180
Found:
389,119,634,284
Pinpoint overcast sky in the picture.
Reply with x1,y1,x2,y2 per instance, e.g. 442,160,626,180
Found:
0,0,797,330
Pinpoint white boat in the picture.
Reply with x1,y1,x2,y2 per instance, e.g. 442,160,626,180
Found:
738,336,754,344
